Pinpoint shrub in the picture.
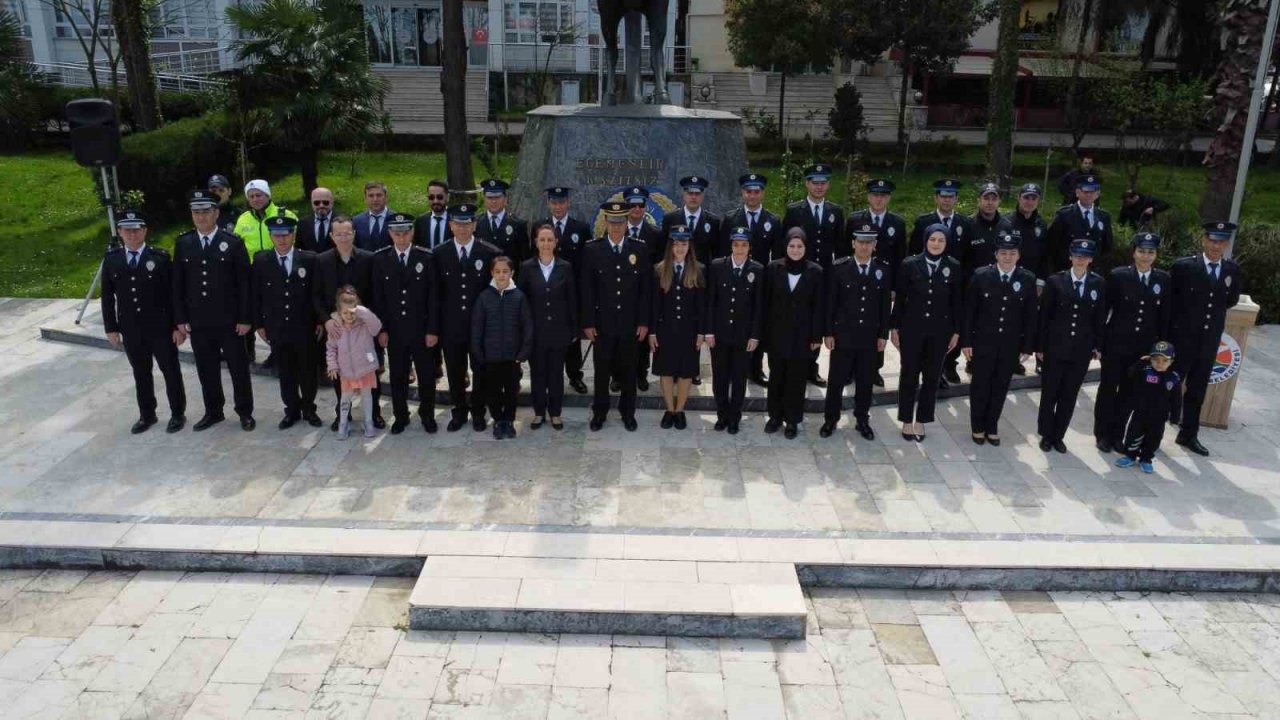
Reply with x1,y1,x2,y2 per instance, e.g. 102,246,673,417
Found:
116,112,238,224
1230,223,1280,324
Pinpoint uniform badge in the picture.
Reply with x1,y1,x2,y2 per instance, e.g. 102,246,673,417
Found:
1090,289,1098,300
1166,380,1175,390
571,233,579,243
218,241,228,252
505,225,513,236
887,227,895,237
1146,374,1159,384
475,258,483,271
747,272,755,283
628,254,637,266
763,221,772,231
827,213,835,224
1013,280,1021,292
875,268,883,280
956,227,964,236
942,267,951,278
145,260,155,272
1152,283,1161,294
1035,227,1042,237
297,267,306,278
1225,275,1232,287
415,262,424,274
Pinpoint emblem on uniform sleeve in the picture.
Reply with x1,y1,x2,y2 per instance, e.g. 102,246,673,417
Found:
219,241,228,252
571,233,579,243
145,260,155,272
888,227,895,237
1013,280,1021,292
747,272,755,282
1153,283,1161,294
1090,289,1098,300
942,267,951,278
629,254,637,265
505,225,513,236
1225,275,1232,287
415,262,424,273
475,258,483,271
875,268,883,280
763,221,772,231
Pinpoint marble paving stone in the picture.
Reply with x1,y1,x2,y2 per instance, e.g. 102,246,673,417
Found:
871,624,938,666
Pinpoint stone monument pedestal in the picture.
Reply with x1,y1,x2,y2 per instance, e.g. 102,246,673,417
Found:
510,104,748,234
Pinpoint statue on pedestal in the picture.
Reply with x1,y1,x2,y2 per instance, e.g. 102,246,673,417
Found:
597,0,670,106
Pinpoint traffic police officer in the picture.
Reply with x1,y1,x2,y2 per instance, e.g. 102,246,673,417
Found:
782,163,843,387
1093,231,1170,452
821,223,891,440
660,175,720,265
704,226,764,435
961,231,1037,445
373,212,437,434
1036,238,1106,453
251,213,322,429
1046,173,1114,273
430,204,499,432
173,188,255,431
582,200,652,432
719,173,781,386
101,210,186,434
847,178,906,387
536,186,592,395
1168,221,1243,456
474,179,529,264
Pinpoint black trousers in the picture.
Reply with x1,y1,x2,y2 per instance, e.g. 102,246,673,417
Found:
594,333,638,418
944,344,961,375
636,338,651,379
332,345,384,419
530,343,567,417
190,325,253,418
243,331,258,363
1093,348,1141,441
443,341,486,422
387,340,434,422
969,344,1021,435
897,331,948,424
1038,355,1090,441
767,354,808,425
1175,342,1216,438
1120,409,1168,463
711,342,750,422
565,339,585,382
122,330,185,419
752,346,767,379
485,360,520,423
824,347,877,423
274,338,318,417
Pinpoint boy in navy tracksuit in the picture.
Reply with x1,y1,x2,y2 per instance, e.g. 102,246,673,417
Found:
1114,341,1181,474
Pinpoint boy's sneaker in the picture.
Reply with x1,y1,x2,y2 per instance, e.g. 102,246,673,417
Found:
1114,456,1136,468
1139,462,1155,474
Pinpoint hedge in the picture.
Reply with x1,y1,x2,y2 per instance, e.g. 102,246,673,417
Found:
116,112,238,224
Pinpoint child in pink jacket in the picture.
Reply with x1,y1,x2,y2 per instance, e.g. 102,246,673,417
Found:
326,286,383,439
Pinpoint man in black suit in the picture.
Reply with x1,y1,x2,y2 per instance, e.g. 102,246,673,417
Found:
474,178,529,264
413,179,453,250
173,189,255,431
581,201,652,432
373,213,438,434
847,178,906,387
620,185,662,392
1046,173,1114,274
101,210,186,434
353,180,395,252
1168,222,1243,456
1036,238,1106,453
719,173,780,386
313,214,384,431
430,204,500,432
660,175,720,265
782,163,844,387
536,185,592,395
296,187,336,253
911,179,974,386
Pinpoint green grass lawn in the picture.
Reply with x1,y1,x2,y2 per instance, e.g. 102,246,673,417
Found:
1,147,1276,298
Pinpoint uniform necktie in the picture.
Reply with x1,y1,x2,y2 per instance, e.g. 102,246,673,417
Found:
1001,273,1009,285
490,215,499,237
399,251,407,267
943,216,951,229
1141,272,1148,287
859,264,867,277
734,266,742,279
1209,262,1219,282
461,245,469,265
812,204,822,225
927,262,935,278
674,264,683,283
279,254,288,276
1084,209,1093,228
200,235,210,250
687,213,695,227
128,250,138,269
1074,279,1083,297
555,221,563,240
614,243,622,255
874,215,882,229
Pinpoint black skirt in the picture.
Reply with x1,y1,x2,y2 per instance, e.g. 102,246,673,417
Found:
653,334,700,378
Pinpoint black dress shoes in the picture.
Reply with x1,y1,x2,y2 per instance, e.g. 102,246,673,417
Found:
303,411,323,428
873,373,885,387
972,433,986,445
610,379,621,393
1012,363,1026,376
660,412,675,429
637,376,650,392
447,416,467,432
1053,440,1067,454
422,417,438,434
373,413,387,430
391,418,408,434
750,373,769,387
590,415,605,431
727,421,740,435
1038,438,1053,452
1176,435,1210,456
714,416,727,432
330,417,341,432
944,367,962,384
570,378,589,394
856,421,875,440
278,414,298,430
764,418,781,434
809,373,827,388
1095,438,1113,453
192,414,224,432
622,416,638,432
784,424,798,439
986,435,1001,447
819,421,836,438
131,417,157,434
673,412,687,430
692,376,702,386
165,416,185,433
240,415,256,431
473,416,488,432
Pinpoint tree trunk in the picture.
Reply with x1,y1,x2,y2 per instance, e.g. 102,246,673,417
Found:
301,145,319,199
1199,0,1269,220
777,71,787,141
986,0,1020,188
1063,0,1095,151
896,58,910,147
111,0,160,130
441,0,475,196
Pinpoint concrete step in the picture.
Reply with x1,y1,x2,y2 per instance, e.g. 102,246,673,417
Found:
408,555,807,639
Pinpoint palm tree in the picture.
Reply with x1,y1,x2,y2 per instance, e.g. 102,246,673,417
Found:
226,0,390,196
0,8,49,151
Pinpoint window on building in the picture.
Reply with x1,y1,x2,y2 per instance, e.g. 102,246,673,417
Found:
365,0,487,67
4,0,30,36
504,0,573,44
54,0,114,39
150,0,216,39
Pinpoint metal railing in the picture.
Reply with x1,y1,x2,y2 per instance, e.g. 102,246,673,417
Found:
31,61,227,92
150,48,223,75
492,40,691,75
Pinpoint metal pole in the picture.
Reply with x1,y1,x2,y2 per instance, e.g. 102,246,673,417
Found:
1228,0,1280,225
75,166,120,325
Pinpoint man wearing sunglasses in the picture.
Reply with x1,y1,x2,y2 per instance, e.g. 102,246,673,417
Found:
298,187,337,252
413,179,453,249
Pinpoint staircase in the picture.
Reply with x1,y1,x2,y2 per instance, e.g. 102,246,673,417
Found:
378,67,491,133
688,69,902,138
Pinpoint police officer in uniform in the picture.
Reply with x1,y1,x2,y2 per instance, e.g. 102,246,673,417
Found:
961,231,1037,445
1093,231,1170,452
719,173,781,386
660,175,720,266
620,186,661,392
1009,182,1050,376
174,189,255,431
1036,238,1106,453
966,183,1013,278
1168,221,1243,456
474,178,529,264
101,210,186,434
251,213,322,429
208,174,241,235
782,163,844,387
704,227,764,435
847,178,906,387
1046,174,1114,273
582,201,652,432
911,179,973,386
430,204,498,432
373,212,438,434
519,222,578,430
536,186,592,395
821,223,891,440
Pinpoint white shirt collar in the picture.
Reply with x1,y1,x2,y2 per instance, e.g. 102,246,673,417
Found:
489,210,505,225
936,210,953,221
370,209,386,219
997,264,1015,276
539,257,556,270
684,206,700,219
1203,254,1220,270
275,247,294,263
453,238,473,256
870,211,884,222
744,205,761,215
925,256,941,266
127,243,147,257
627,220,644,230
1077,201,1094,214
731,258,747,270
1069,268,1088,283
808,198,823,212
551,213,568,224
608,237,626,250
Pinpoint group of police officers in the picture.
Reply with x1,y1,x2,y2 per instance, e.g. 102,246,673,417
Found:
100,163,1243,459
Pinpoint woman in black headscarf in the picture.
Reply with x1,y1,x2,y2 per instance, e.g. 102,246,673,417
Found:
891,223,962,441
762,227,824,439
